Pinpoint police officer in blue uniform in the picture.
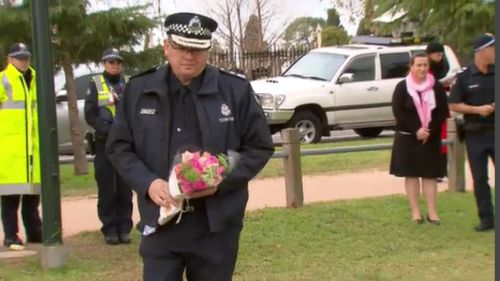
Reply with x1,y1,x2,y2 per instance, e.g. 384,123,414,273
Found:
106,12,274,280
449,34,495,232
84,48,133,244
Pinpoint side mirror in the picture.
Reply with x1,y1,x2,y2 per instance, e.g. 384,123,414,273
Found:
338,73,354,84
55,95,68,103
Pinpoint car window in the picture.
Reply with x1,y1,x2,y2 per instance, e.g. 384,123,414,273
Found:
341,55,375,83
75,74,94,100
380,52,410,79
283,52,347,81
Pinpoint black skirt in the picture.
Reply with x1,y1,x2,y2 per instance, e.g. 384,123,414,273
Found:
390,132,445,178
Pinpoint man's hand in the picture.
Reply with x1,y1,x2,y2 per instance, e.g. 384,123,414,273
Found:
147,178,180,208
476,104,495,117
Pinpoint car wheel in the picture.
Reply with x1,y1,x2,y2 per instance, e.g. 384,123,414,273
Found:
354,127,383,138
287,111,322,144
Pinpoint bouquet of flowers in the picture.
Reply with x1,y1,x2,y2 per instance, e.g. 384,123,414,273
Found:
158,150,239,225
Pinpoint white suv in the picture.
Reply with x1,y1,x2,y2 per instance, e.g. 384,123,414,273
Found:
251,38,461,143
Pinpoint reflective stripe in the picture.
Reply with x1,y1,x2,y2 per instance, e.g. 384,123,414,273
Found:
1,100,26,109
2,72,13,100
0,183,41,195
93,74,116,116
1,73,27,109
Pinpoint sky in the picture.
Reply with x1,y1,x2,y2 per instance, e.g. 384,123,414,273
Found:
88,0,358,36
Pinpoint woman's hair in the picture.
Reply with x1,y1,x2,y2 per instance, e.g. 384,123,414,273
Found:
410,52,429,65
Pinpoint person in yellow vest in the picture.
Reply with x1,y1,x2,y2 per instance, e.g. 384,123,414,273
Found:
0,43,42,248
84,48,133,245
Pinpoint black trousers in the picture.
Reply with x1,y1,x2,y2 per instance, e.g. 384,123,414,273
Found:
1,194,42,240
465,132,495,223
140,201,242,281
94,139,133,236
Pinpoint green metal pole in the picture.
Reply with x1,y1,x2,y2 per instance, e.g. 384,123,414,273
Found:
29,0,66,268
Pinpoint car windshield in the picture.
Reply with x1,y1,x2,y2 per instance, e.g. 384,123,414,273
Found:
282,52,347,81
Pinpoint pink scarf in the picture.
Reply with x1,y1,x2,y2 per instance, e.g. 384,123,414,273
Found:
405,73,436,129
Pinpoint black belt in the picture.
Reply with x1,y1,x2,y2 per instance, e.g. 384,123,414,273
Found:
182,198,205,213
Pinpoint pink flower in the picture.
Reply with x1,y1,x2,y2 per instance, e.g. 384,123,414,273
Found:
172,151,230,196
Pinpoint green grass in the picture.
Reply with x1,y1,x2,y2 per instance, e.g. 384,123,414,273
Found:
0,191,493,281
59,138,393,197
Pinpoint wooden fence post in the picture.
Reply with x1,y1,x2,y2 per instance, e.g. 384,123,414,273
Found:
447,118,466,192
281,128,304,207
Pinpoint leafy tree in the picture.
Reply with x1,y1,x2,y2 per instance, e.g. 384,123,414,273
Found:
371,0,495,62
283,17,325,48
242,14,265,51
0,0,157,174
322,26,350,46
326,8,341,27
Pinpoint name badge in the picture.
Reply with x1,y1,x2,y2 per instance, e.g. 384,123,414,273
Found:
468,84,479,89
140,108,157,115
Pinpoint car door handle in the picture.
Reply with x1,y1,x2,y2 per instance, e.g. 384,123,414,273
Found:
367,86,378,91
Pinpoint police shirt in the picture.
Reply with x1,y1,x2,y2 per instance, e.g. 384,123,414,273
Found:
167,67,203,168
449,63,495,129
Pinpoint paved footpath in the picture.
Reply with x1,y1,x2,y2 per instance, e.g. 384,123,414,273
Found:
0,164,493,241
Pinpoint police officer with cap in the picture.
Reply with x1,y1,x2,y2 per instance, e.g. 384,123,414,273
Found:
0,43,42,248
449,33,495,232
84,48,133,244
106,12,273,280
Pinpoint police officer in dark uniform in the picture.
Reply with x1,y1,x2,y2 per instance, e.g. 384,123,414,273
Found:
449,33,495,232
84,48,133,244
106,12,274,281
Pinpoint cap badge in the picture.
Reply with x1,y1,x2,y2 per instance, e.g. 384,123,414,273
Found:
19,43,26,49
188,16,202,33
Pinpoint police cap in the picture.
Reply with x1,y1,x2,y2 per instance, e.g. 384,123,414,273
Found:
473,33,495,52
101,48,123,62
164,12,218,50
8,42,31,60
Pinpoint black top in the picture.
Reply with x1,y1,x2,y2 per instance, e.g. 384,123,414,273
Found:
167,67,203,170
429,59,449,80
449,63,495,128
106,64,274,232
392,80,448,137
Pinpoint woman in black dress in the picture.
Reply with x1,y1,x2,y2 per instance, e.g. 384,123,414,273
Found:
390,52,448,224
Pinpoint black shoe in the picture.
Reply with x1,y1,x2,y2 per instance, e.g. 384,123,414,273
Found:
119,233,131,244
105,234,120,245
3,236,23,247
426,216,441,225
475,222,494,232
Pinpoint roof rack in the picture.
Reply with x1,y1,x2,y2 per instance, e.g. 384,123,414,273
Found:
351,35,436,46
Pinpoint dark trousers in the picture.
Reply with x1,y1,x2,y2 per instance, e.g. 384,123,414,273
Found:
140,201,242,281
1,194,42,240
465,132,495,223
94,139,133,236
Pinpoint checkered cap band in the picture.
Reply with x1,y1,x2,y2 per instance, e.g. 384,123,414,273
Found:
102,53,123,61
8,50,31,58
166,23,212,37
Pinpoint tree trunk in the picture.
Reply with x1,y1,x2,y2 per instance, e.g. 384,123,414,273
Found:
62,60,88,175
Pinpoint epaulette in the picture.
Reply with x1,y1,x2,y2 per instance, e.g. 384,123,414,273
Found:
457,66,468,74
130,65,160,80
220,69,247,80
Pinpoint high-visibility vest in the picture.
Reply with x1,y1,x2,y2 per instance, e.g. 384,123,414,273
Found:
93,74,125,117
0,64,40,195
